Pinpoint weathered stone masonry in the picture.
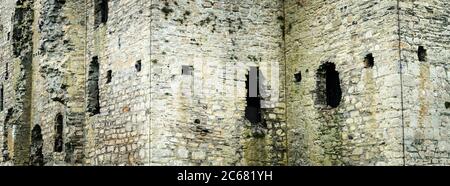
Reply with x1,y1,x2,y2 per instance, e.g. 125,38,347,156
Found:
0,0,449,166
285,0,450,166
150,0,286,166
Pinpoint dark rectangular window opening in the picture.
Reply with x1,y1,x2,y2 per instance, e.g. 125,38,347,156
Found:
5,63,8,80
182,65,193,75
54,114,63,152
87,56,100,115
135,60,142,72
364,53,374,68
294,71,302,83
317,62,342,108
326,65,342,108
0,85,3,112
106,70,112,84
245,67,262,124
418,46,427,62
94,0,109,27
31,125,44,166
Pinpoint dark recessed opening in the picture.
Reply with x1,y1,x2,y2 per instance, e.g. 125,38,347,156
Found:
294,71,302,83
194,119,200,124
94,0,109,27
2,109,12,161
364,53,374,68
445,102,450,109
418,46,427,62
348,134,354,140
5,63,8,80
182,65,193,75
135,60,142,72
0,85,3,112
106,70,112,84
317,62,342,108
87,56,100,115
54,114,63,153
31,125,44,166
245,67,262,124
31,126,44,164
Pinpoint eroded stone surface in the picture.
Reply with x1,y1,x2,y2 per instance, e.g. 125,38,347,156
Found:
0,0,448,166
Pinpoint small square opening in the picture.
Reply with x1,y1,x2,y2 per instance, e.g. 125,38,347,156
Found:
294,71,302,83
182,65,194,75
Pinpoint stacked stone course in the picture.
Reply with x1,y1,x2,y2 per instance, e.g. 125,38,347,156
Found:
0,0,448,166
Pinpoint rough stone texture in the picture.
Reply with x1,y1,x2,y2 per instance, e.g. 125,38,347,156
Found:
4,0,34,165
285,0,449,166
285,0,403,166
0,0,151,166
0,0,448,166
150,0,286,166
400,0,450,165
83,0,151,165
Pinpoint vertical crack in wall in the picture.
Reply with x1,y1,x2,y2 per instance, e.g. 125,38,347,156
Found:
282,0,289,165
396,0,406,166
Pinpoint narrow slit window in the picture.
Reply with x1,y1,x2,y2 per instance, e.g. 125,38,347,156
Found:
0,85,3,111
87,56,100,115
106,70,112,84
5,63,8,80
364,53,374,68
54,114,63,153
94,0,109,27
418,46,427,62
245,67,262,124
135,60,142,72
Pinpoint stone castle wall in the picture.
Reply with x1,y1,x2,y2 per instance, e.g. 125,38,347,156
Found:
149,0,286,166
285,0,403,166
0,0,449,166
284,0,450,166
400,0,450,165
0,0,151,165
83,0,151,165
